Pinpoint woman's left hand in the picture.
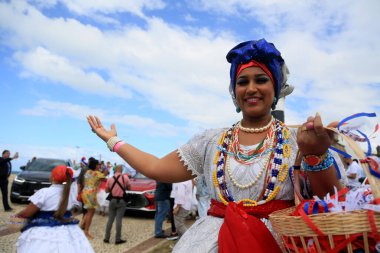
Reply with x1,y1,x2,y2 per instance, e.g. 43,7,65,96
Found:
297,113,334,155
87,115,117,142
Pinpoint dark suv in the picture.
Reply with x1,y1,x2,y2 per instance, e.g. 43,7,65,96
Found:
11,158,71,203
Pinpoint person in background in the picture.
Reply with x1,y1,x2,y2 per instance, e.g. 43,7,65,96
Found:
344,157,362,189
189,179,198,220
106,161,113,173
166,185,178,240
15,165,94,253
97,162,110,216
171,180,193,238
104,165,130,244
81,158,105,239
154,181,172,238
26,157,36,166
0,150,18,212
77,157,89,217
195,175,211,218
353,159,366,184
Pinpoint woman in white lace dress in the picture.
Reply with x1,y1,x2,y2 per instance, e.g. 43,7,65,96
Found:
87,39,343,252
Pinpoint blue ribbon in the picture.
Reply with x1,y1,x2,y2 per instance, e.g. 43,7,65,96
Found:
357,130,371,156
328,146,351,158
303,201,329,215
337,112,376,158
22,211,79,232
332,158,342,180
313,200,329,214
337,112,376,130
303,202,310,214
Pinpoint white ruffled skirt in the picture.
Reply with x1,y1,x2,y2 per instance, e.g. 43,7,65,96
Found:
16,225,94,253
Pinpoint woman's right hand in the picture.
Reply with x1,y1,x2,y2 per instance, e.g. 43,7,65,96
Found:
87,116,117,142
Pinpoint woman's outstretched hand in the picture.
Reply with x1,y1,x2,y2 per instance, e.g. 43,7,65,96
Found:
87,116,117,142
296,112,334,155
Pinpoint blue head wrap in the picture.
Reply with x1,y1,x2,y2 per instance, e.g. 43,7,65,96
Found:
226,39,287,107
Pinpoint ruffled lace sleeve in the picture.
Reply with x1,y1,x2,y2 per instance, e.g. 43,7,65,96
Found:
28,188,47,209
177,128,224,177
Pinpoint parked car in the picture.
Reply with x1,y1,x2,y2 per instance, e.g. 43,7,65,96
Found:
11,158,72,203
124,172,156,212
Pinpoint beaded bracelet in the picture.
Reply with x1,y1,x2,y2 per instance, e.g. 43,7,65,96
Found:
302,151,334,172
106,136,122,151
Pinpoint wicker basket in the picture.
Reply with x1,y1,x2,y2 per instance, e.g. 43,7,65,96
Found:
269,129,380,253
270,207,380,253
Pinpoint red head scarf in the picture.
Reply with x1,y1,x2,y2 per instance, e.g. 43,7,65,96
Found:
51,165,73,183
236,60,274,85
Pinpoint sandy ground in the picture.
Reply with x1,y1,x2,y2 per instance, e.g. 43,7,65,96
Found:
0,175,169,253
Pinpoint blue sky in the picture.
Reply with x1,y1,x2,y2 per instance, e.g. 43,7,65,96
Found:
1,0,379,171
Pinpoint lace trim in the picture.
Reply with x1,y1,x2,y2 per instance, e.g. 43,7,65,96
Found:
176,149,201,177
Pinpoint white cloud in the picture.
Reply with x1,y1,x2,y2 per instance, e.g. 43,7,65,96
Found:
30,0,166,19
14,47,132,98
61,0,165,17
20,100,180,137
1,0,379,148
0,1,240,128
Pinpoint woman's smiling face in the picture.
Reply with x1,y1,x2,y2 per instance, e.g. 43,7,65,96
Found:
235,66,274,119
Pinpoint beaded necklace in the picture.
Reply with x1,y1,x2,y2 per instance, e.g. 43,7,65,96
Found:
231,125,276,164
213,119,291,207
237,116,274,133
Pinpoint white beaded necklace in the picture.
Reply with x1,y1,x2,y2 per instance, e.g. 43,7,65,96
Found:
237,116,274,133
226,129,275,190
226,155,269,190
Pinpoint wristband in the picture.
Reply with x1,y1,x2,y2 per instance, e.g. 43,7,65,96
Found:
106,136,122,151
113,141,126,153
303,152,328,166
293,165,301,170
302,151,334,172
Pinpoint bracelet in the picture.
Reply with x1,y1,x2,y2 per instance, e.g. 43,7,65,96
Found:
302,151,334,172
113,141,126,152
293,165,301,170
106,136,122,151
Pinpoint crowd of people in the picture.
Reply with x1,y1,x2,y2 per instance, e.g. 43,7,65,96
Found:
0,38,377,252
0,149,215,251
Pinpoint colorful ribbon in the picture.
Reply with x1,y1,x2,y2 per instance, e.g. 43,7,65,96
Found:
337,112,376,157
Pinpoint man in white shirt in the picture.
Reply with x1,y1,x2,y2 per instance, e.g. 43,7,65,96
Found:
344,157,363,189
171,180,193,237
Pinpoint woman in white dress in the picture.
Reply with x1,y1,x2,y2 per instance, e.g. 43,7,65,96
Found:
16,165,94,253
87,39,343,252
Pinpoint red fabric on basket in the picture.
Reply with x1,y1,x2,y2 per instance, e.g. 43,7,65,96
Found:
207,199,294,253
286,198,378,253
368,209,380,243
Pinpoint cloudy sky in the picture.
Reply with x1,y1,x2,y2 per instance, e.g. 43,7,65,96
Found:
1,0,379,171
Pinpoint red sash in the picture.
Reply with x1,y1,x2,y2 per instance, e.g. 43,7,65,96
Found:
208,199,294,253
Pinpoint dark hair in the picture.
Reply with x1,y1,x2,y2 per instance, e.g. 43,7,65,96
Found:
353,159,359,163
54,168,72,221
2,150,9,155
88,158,99,170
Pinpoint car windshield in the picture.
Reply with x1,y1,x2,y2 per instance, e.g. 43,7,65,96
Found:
27,159,67,172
